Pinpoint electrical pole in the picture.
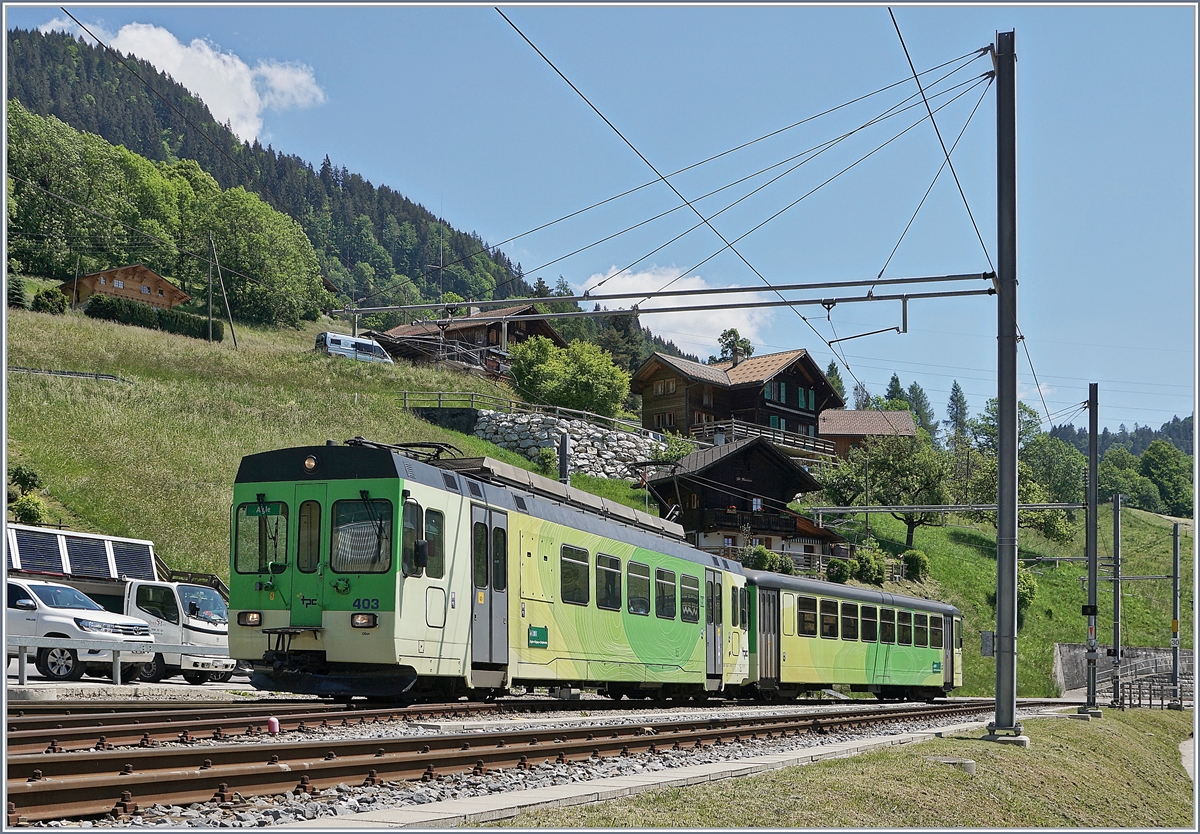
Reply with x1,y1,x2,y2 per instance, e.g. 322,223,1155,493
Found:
1081,383,1100,714
207,260,213,343
1111,493,1122,708
1169,522,1182,709
990,29,1023,742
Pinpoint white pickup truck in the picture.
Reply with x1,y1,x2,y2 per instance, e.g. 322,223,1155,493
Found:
6,576,154,681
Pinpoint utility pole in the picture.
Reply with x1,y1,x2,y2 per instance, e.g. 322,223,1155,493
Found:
1080,384,1100,715
207,260,213,343
989,29,1023,742
1169,522,1182,709
209,233,238,350
1110,493,1122,708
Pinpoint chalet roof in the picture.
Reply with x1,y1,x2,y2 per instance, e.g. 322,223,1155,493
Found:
381,304,566,346
649,353,729,386
59,264,191,304
818,409,917,437
712,348,808,387
646,436,821,494
631,349,845,406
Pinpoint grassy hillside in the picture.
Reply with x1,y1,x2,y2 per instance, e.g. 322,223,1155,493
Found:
5,302,607,576
836,508,1193,696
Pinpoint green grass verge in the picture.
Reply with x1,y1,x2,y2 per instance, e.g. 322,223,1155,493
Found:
480,709,1194,828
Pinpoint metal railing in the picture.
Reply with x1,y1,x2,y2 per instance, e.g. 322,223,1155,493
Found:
689,418,835,459
7,636,230,686
1095,655,1194,707
400,391,687,445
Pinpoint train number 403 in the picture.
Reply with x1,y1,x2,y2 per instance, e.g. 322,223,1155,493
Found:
352,598,380,610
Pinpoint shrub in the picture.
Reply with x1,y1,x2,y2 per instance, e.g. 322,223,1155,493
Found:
84,294,223,340
650,433,695,464
901,549,929,582
7,273,28,308
7,463,43,493
7,482,20,504
743,545,777,571
10,492,48,525
1017,563,1038,612
776,554,795,575
852,550,886,585
534,446,558,476
825,557,851,584
31,286,68,314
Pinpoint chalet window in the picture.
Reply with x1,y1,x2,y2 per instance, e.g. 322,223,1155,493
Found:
723,536,736,549
780,418,787,434
752,498,763,512
687,493,699,509
113,279,124,288
769,415,780,430
141,285,150,294
653,412,675,428
99,277,106,285
779,381,787,403
702,386,713,407
157,288,164,297
653,378,677,395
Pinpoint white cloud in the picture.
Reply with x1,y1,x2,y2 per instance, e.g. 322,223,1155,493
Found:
577,266,773,360
38,18,324,141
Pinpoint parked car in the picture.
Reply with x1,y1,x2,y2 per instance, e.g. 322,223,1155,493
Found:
6,577,153,682
315,331,394,364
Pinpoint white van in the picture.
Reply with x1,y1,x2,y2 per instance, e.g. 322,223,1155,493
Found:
315,332,394,364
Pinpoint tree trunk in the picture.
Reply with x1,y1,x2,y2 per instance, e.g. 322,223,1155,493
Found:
905,521,916,549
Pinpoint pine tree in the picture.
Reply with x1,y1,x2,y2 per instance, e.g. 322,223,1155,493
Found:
885,373,906,404
853,381,871,410
906,381,937,440
944,380,970,438
825,360,846,404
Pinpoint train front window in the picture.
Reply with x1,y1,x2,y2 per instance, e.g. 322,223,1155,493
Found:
492,528,507,592
425,510,445,579
331,499,392,574
880,608,896,644
235,502,288,574
297,500,321,573
680,574,700,623
596,554,621,611
930,616,944,649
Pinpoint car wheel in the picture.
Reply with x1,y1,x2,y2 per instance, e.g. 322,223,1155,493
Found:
114,664,148,684
35,647,86,682
209,670,234,683
182,670,210,685
138,654,168,683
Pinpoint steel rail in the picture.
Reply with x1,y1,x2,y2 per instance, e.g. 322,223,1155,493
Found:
7,699,1068,823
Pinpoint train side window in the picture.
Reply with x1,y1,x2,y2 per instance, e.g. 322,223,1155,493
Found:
729,584,739,628
680,574,700,623
655,569,676,619
234,502,288,574
705,579,713,624
297,500,321,574
472,522,488,589
955,618,963,649
627,562,651,615
930,616,944,649
860,606,878,642
797,596,817,637
424,510,445,579
331,498,393,574
715,582,723,626
819,599,838,639
492,527,507,592
560,545,589,605
841,602,858,641
898,611,913,646
914,613,928,647
400,500,422,577
879,608,896,644
739,587,748,629
782,593,794,636
596,554,621,611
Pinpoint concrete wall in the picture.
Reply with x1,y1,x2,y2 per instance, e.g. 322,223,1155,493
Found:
1054,642,1193,693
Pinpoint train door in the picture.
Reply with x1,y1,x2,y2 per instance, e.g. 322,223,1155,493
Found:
942,614,955,689
757,588,780,685
290,483,326,627
704,569,722,687
470,506,509,666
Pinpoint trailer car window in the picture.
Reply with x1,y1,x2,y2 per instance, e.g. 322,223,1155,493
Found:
561,545,589,605
880,608,896,644
424,510,445,579
332,499,393,574
596,554,621,611
841,602,858,641
861,605,877,642
680,574,700,623
898,611,913,645
819,599,838,639
235,502,288,574
472,522,488,589
782,593,794,636
914,613,928,647
492,527,507,592
797,596,817,637
930,616,944,649
297,500,321,573
655,569,676,620
628,562,651,615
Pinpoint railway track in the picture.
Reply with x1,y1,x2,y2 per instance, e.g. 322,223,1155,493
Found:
6,699,1068,824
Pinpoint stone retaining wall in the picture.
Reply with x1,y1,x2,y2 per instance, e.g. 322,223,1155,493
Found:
474,410,668,480
1054,642,1193,693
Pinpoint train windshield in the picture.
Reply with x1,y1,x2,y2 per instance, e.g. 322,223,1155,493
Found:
235,502,289,573
332,499,393,573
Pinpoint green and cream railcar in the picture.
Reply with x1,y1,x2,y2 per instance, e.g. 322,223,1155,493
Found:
745,570,963,701
228,440,750,698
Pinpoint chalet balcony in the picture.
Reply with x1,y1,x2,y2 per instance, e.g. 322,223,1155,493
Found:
701,509,802,535
689,418,835,462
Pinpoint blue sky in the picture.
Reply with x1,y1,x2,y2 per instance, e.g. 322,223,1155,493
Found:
5,2,1196,436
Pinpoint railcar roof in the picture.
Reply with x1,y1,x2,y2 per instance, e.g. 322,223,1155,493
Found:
743,568,960,616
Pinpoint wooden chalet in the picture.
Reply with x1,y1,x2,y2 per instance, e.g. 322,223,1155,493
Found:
58,265,190,310
644,436,846,571
369,304,567,373
817,409,917,458
631,348,844,462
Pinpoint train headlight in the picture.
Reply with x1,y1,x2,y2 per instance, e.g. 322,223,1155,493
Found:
351,613,378,629
303,455,318,472
237,611,262,627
